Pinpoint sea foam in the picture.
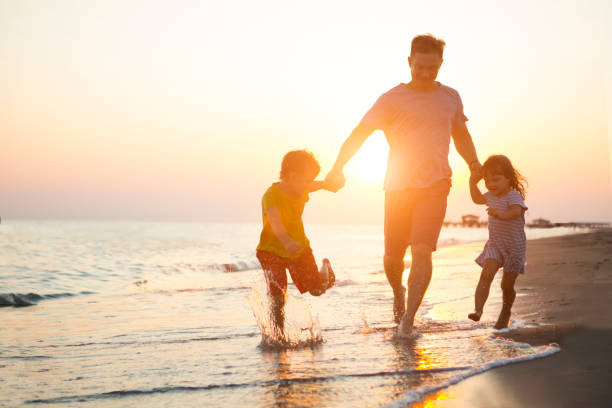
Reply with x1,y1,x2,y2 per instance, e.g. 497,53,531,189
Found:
382,339,560,407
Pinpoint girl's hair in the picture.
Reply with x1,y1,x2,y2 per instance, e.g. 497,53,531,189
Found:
481,155,528,199
280,150,320,180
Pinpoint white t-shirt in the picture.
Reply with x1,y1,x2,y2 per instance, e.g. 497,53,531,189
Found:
359,83,468,190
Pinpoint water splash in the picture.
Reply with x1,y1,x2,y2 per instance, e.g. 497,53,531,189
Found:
246,282,322,349
357,308,375,334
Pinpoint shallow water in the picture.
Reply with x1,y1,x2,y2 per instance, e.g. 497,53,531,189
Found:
0,221,579,407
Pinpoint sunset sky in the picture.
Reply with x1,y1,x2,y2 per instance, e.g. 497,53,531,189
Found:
2,0,611,224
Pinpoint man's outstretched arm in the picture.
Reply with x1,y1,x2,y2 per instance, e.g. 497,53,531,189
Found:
325,123,376,190
451,122,481,173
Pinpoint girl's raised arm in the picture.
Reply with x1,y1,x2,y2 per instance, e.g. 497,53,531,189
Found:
469,174,486,204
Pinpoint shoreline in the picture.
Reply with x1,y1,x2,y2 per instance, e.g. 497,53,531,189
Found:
414,229,612,407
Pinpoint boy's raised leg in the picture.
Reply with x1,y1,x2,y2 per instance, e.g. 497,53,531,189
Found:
322,258,335,289
309,258,335,296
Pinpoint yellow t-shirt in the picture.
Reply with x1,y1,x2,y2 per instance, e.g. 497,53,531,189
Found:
256,183,310,259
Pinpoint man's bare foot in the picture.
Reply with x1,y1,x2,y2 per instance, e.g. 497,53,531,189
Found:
397,314,415,338
468,311,482,322
393,286,407,324
494,307,511,329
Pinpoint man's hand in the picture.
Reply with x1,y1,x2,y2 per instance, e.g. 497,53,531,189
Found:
469,160,482,179
324,170,346,193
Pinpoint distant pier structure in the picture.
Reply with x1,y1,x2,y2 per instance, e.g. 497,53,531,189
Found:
527,218,611,229
552,222,610,229
442,216,610,230
527,218,554,228
442,215,486,228
461,214,482,228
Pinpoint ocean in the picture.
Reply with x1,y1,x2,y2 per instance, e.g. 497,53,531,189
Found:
0,220,580,407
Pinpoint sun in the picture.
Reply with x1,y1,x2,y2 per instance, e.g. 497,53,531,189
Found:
348,131,389,183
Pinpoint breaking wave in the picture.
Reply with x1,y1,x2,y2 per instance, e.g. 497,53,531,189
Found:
0,292,94,307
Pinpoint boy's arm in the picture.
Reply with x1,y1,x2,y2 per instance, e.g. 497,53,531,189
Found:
487,204,523,220
309,180,331,193
265,207,302,255
469,174,486,204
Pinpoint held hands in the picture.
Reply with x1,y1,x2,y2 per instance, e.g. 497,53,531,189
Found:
469,161,482,184
324,169,346,193
468,160,486,205
469,160,482,174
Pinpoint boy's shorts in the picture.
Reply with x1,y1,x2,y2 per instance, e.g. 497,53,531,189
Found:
256,248,322,296
384,179,450,256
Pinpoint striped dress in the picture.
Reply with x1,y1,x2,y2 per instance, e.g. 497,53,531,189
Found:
475,189,528,274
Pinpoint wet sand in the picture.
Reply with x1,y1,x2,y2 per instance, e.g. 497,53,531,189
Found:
417,229,612,407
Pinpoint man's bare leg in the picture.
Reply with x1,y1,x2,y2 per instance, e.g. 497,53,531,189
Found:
468,259,501,321
384,254,406,323
398,244,433,334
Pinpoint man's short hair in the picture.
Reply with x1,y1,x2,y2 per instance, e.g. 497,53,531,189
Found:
410,34,445,58
280,150,321,180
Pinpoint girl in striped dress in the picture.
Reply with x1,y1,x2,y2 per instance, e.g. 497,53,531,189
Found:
467,155,528,329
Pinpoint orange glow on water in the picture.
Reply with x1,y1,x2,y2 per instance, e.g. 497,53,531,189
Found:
415,345,440,371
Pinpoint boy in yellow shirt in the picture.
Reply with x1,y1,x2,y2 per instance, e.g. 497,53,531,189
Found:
256,150,336,336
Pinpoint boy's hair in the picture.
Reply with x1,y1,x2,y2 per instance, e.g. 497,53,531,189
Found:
482,155,528,199
280,150,321,180
410,34,446,58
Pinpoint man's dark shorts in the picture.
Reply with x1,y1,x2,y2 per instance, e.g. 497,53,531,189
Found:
384,179,451,257
256,247,322,296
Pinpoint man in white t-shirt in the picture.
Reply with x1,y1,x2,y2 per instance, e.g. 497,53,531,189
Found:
326,34,482,336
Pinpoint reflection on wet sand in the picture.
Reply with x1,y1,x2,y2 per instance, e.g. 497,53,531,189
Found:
257,329,473,407
387,332,468,407
411,390,451,408
262,348,328,408
389,337,439,397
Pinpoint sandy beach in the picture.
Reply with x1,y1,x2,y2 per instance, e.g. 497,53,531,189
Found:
415,229,612,407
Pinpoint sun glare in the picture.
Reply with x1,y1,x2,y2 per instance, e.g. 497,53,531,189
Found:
349,131,389,183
